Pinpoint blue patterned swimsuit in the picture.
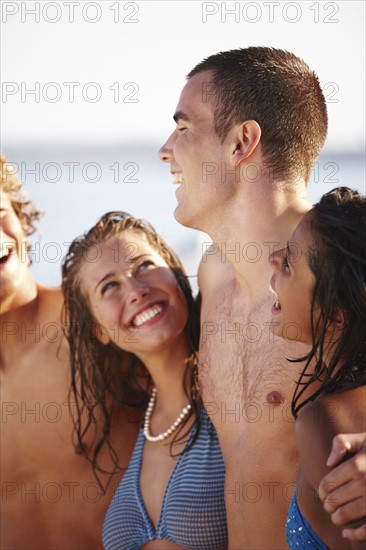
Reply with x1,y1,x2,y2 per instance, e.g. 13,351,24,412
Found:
102,405,227,550
286,489,328,549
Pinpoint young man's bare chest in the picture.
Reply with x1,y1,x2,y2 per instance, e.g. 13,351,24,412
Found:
198,277,303,442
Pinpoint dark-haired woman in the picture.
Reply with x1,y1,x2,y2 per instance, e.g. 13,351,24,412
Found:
270,187,366,549
62,212,227,550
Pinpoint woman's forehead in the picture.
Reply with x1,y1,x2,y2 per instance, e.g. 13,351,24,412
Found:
80,231,166,279
290,211,313,243
100,231,160,259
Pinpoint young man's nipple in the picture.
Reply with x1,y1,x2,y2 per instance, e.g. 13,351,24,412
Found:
266,391,284,405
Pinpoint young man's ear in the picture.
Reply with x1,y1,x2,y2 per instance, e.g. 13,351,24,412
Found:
93,322,110,345
231,120,261,166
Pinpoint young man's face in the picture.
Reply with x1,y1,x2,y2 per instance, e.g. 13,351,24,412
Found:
0,190,29,307
159,71,237,231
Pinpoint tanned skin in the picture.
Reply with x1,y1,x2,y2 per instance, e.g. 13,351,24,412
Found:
1,189,139,549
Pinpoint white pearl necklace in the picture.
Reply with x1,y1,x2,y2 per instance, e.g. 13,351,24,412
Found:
143,387,192,443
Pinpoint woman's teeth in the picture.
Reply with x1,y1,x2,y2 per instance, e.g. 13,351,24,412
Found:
132,304,163,327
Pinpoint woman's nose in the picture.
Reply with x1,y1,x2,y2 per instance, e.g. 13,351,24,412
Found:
125,278,149,303
269,249,281,272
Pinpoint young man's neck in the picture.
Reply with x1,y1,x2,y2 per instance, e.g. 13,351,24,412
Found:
208,180,311,291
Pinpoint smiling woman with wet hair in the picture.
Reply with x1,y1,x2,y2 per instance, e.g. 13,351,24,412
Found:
62,211,228,550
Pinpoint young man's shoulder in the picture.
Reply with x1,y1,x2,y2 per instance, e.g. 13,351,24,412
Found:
35,284,65,330
37,284,63,306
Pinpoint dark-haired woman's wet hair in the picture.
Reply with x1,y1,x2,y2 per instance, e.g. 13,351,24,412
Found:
61,212,200,491
292,187,366,417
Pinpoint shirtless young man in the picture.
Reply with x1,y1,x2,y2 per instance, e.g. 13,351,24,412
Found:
159,47,365,548
0,155,139,549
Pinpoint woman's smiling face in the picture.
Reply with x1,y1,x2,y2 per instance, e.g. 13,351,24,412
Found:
269,213,316,345
80,230,189,359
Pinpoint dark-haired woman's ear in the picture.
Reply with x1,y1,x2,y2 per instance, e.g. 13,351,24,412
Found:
324,309,344,343
333,309,345,330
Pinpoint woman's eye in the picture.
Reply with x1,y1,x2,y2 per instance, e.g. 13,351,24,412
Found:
101,281,118,295
138,260,154,273
177,126,187,132
282,256,290,271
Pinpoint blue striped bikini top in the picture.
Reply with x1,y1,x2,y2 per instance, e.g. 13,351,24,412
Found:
286,489,328,549
102,405,227,550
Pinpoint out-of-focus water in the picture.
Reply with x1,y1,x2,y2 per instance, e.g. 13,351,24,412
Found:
3,143,365,289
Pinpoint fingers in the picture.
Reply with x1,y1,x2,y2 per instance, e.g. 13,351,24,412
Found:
342,523,366,542
329,496,366,526
323,477,366,516
319,448,366,502
326,433,366,468
319,435,366,542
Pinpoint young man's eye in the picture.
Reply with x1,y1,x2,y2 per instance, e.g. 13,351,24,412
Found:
282,256,290,271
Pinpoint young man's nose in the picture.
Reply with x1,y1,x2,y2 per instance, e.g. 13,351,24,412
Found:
158,133,175,163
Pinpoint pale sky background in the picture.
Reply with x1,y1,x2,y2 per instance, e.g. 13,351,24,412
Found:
1,1,365,285
2,0,365,149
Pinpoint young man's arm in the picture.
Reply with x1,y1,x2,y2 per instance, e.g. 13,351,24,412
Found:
319,433,366,542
